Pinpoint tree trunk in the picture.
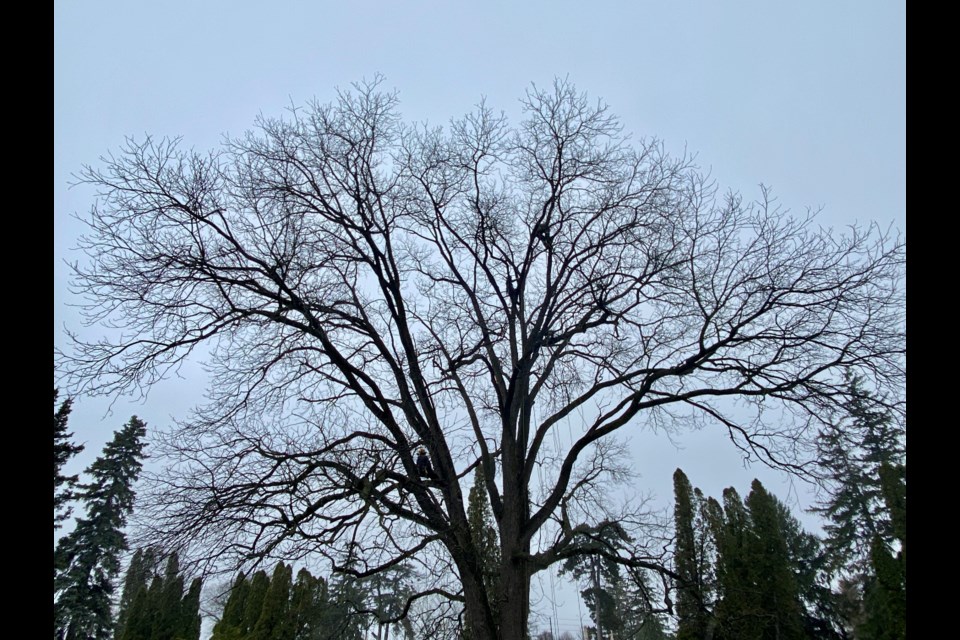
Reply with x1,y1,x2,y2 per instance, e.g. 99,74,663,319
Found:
461,557,500,640
497,476,531,640
498,552,530,640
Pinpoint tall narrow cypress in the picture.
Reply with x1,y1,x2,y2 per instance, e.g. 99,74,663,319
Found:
212,573,249,640
114,547,161,640
150,554,186,640
466,467,501,637
251,562,292,640
743,480,805,640
672,469,714,640
241,570,271,637
179,577,204,640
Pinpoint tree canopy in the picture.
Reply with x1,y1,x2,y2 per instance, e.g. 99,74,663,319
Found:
59,77,905,640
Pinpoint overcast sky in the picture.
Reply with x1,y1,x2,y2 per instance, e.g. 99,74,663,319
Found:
54,1,905,634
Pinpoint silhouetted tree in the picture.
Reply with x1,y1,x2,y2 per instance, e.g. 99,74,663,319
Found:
54,416,147,640
54,388,84,530
288,568,326,640
813,375,904,573
212,573,250,640
180,577,204,640
114,546,160,639
114,550,203,640
60,77,905,640
859,461,905,640
251,562,292,640
742,480,805,640
812,376,905,637
560,522,669,640
672,469,715,640
465,467,501,638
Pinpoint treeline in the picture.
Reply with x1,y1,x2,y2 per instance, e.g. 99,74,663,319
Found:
56,373,905,640
210,563,374,640
670,376,905,640
55,388,205,640
52,389,418,640
558,376,905,640
113,549,202,640
54,388,167,640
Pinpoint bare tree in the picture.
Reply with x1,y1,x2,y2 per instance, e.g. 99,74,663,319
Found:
58,77,905,640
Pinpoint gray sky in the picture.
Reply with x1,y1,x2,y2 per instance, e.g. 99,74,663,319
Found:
54,1,905,633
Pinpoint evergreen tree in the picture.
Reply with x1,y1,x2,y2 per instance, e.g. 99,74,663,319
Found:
560,539,624,637
711,487,757,640
465,467,501,638
141,577,165,639
774,502,846,640
860,535,905,640
54,416,148,640
672,469,715,640
115,550,202,640
813,375,904,574
323,571,367,640
612,568,672,640
251,563,292,640
288,568,326,640
709,480,848,640
878,462,906,561
363,565,416,640
151,554,186,640
115,547,161,640
211,564,372,640
212,573,250,640
859,462,905,640
54,388,85,530
812,375,905,637
179,577,204,640
241,570,271,637
559,524,665,640
118,587,152,640
742,480,805,640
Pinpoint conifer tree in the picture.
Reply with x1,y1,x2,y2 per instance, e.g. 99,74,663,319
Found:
774,501,846,640
672,469,715,640
813,375,904,574
859,461,905,640
212,573,249,640
212,564,374,640
708,480,848,640
140,577,166,640
288,569,326,640
54,388,84,530
559,523,665,639
114,552,201,640
241,570,271,637
323,571,367,640
710,487,756,640
151,554,187,640
812,376,905,637
465,467,501,637
54,416,147,640
114,547,161,640
179,577,204,640
117,585,153,640
878,462,906,563
860,534,905,640
742,480,805,640
251,562,292,640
